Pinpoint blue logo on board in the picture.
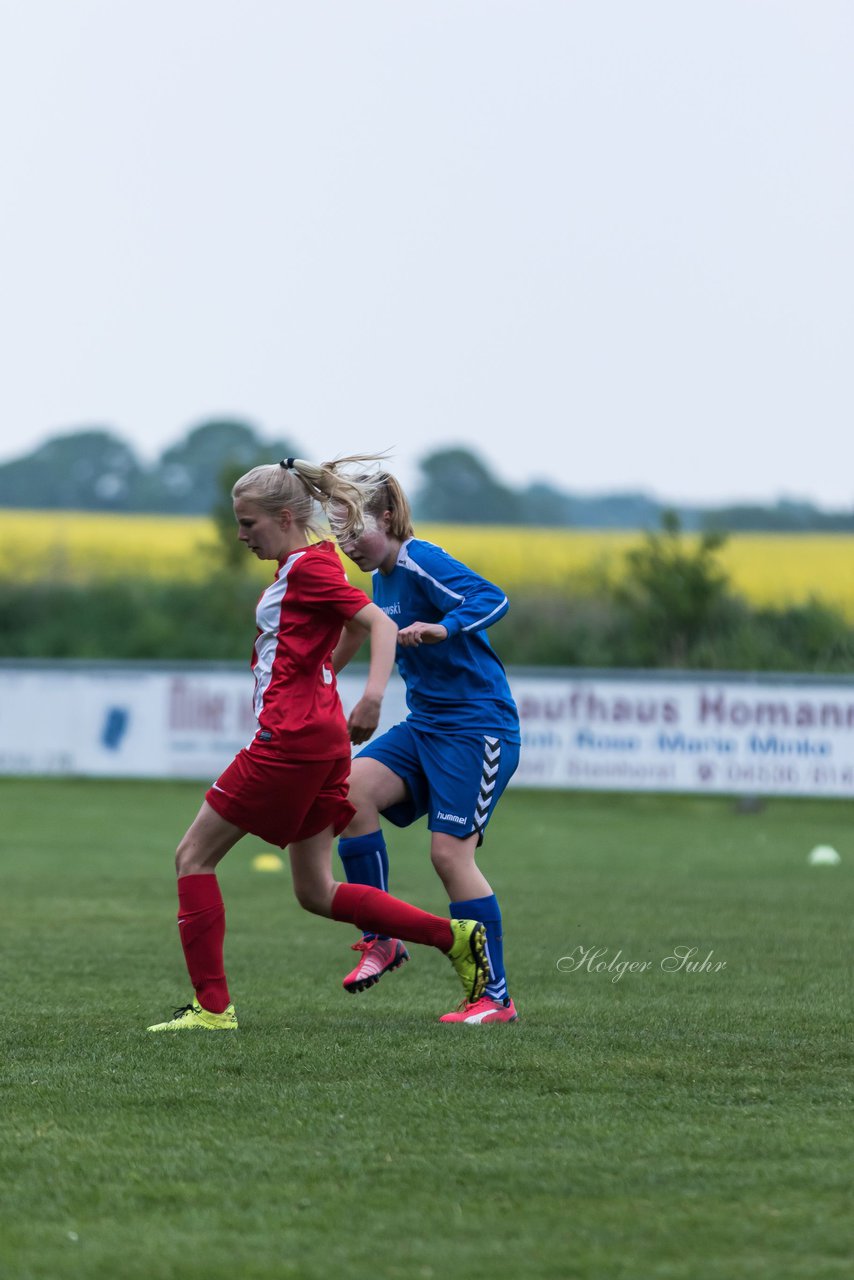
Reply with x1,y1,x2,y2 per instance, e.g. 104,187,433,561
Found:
101,707,130,751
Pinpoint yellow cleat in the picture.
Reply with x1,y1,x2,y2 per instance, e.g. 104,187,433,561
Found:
446,919,490,1003
147,999,238,1032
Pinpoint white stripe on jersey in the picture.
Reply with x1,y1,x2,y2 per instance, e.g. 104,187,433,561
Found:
461,597,508,632
397,542,508,632
396,543,464,604
252,550,307,720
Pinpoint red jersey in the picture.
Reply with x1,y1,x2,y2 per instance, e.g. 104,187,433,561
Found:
250,541,370,759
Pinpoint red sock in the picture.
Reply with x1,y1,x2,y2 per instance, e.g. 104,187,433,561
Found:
331,884,453,951
177,874,230,1014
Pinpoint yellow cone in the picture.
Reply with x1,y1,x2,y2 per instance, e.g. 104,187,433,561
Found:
252,853,284,872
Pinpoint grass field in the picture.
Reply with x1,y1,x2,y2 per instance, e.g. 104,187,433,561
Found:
2,780,852,1280
3,509,854,617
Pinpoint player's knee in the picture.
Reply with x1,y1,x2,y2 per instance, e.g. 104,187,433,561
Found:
430,843,457,879
431,831,480,881
345,774,379,818
175,835,194,877
293,880,333,916
341,811,380,838
341,801,382,838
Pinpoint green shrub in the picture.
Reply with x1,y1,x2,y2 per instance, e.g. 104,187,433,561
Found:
2,556,853,672
0,576,260,661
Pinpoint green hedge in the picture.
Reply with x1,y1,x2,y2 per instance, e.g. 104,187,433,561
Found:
3,576,853,671
0,577,259,661
492,591,854,672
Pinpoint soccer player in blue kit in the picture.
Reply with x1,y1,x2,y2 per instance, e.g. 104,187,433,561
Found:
324,461,521,1024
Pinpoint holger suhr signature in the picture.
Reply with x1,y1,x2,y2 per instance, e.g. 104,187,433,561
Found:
556,945,727,983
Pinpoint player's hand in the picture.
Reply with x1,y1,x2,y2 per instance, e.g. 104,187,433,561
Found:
347,694,382,744
397,622,448,648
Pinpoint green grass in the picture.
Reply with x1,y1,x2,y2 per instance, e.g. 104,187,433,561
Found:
1,780,852,1280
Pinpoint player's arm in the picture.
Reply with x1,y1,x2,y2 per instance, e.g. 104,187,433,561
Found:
397,545,509,647
331,616,369,673
397,620,449,647
345,603,398,744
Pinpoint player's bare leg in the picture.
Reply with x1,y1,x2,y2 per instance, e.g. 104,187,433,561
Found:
343,758,408,835
429,830,493,903
288,826,340,916
335,759,412,991
148,802,245,1031
175,800,244,876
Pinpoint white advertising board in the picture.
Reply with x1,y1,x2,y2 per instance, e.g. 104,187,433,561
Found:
0,664,409,782
1,663,853,797
512,672,854,797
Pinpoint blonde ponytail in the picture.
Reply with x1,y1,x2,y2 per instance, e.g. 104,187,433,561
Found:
231,458,376,542
320,453,414,541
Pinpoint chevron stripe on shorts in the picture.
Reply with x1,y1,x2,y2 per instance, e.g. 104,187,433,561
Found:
473,736,501,834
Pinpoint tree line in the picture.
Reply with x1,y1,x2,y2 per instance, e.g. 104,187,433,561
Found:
2,510,852,670
1,421,852,530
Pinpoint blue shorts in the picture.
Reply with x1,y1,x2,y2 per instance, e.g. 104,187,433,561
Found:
355,721,520,843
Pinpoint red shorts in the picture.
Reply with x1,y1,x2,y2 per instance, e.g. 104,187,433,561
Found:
205,747,356,849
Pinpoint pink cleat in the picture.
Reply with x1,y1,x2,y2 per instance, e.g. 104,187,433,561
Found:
343,937,410,994
439,996,519,1024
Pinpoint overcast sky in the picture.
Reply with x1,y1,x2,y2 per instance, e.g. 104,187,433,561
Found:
1,1,851,508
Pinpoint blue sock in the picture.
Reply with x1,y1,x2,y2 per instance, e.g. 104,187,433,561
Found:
338,831,390,940
450,894,508,1003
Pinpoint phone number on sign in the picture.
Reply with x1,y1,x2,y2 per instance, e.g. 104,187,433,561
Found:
720,762,854,788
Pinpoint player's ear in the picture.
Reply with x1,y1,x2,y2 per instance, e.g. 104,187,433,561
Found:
279,508,293,530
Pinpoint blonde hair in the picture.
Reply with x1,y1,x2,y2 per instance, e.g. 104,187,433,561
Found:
321,453,415,542
231,458,373,542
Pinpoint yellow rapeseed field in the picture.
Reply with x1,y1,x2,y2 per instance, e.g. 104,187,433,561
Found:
1,509,853,617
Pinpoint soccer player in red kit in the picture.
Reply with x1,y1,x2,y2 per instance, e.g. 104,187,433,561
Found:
147,458,488,1031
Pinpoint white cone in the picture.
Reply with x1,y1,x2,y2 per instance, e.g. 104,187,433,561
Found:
807,845,841,866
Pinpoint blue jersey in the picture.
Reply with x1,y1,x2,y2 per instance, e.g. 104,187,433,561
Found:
371,538,520,741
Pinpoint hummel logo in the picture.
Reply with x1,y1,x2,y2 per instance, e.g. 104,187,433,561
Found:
437,810,467,825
